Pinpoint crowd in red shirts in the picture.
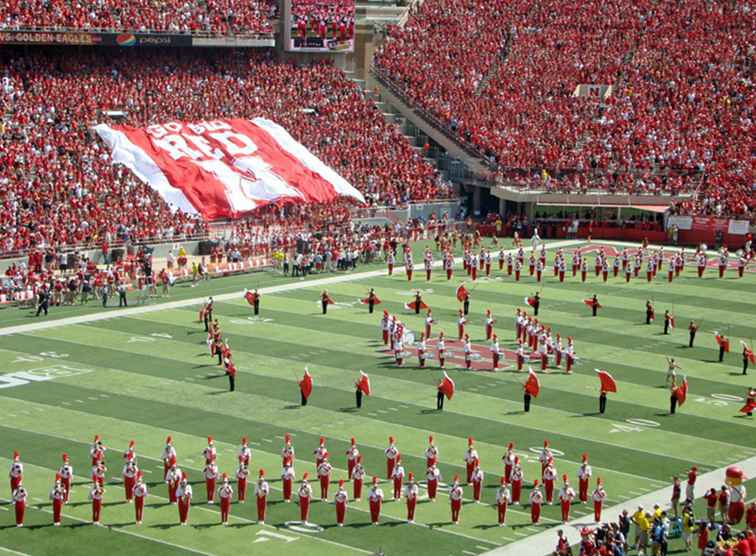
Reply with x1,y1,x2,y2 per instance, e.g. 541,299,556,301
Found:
0,49,447,256
374,0,753,219
0,0,276,35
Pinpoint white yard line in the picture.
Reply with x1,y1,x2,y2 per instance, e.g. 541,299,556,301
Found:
0,548,31,556
481,455,756,556
0,240,583,338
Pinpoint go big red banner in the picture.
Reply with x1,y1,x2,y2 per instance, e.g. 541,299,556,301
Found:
95,118,365,220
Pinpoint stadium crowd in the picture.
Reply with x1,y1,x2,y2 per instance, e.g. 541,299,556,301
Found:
0,49,448,257
0,0,276,35
375,0,753,219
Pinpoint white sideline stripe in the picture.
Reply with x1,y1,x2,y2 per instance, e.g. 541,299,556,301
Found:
481,455,756,556
0,240,583,339
0,547,31,556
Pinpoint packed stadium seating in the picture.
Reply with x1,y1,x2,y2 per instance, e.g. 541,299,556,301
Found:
0,0,276,35
374,0,753,218
0,49,447,255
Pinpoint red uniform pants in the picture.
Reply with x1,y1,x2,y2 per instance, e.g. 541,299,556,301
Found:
221,497,231,522
135,497,144,522
369,499,381,523
15,501,25,525
238,478,247,502
451,499,461,522
531,502,541,523
406,498,416,521
256,496,266,522
299,496,310,522
92,499,102,522
353,479,363,500
336,501,346,525
498,501,507,524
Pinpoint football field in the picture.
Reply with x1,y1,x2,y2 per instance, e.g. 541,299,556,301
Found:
1,239,754,556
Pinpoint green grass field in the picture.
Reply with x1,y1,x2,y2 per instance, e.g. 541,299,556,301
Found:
1,239,754,556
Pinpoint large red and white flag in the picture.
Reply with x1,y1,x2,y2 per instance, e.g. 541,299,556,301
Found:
95,118,365,219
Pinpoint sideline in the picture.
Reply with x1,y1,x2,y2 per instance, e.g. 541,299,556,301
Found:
0,240,583,338
481,455,756,556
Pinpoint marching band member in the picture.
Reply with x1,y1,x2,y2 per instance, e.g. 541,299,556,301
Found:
491,334,502,369
464,437,478,483
133,472,147,524
503,442,515,482
496,477,511,527
49,474,65,526
88,480,105,525
203,461,219,504
281,463,295,503
218,473,234,525
317,457,333,501
485,309,496,340
298,473,313,525
470,462,484,503
239,436,251,466
543,459,558,505
529,480,543,523
351,455,365,501
391,455,405,500
122,459,138,502
254,470,269,524
426,463,441,502
282,433,295,467
335,479,348,527
236,463,249,503
405,473,419,523
510,457,524,505
58,453,73,503
577,453,592,503
449,475,464,525
437,332,446,368
123,440,136,463
12,480,27,527
368,476,384,525
346,437,359,479
314,436,329,467
592,478,606,522
425,435,439,468
203,436,217,465
162,436,177,480
558,474,575,523
166,464,181,503
384,436,399,479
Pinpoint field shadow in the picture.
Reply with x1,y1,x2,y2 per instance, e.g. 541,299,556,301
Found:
338,407,358,413
419,409,440,414
283,404,301,410
192,364,214,369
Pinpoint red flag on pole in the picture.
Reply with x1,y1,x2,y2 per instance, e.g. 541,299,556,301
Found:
244,290,257,306
595,369,617,393
438,372,456,400
741,342,755,364
524,367,540,397
674,376,688,406
715,333,730,352
321,293,335,305
583,299,601,309
360,295,381,305
299,368,313,400
356,371,371,396
456,284,469,302
524,296,537,308
404,299,429,311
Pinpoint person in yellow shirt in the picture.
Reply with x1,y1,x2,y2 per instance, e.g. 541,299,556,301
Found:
632,507,651,553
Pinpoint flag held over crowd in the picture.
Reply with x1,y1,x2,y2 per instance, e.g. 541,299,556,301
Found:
95,118,366,220
595,369,617,393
